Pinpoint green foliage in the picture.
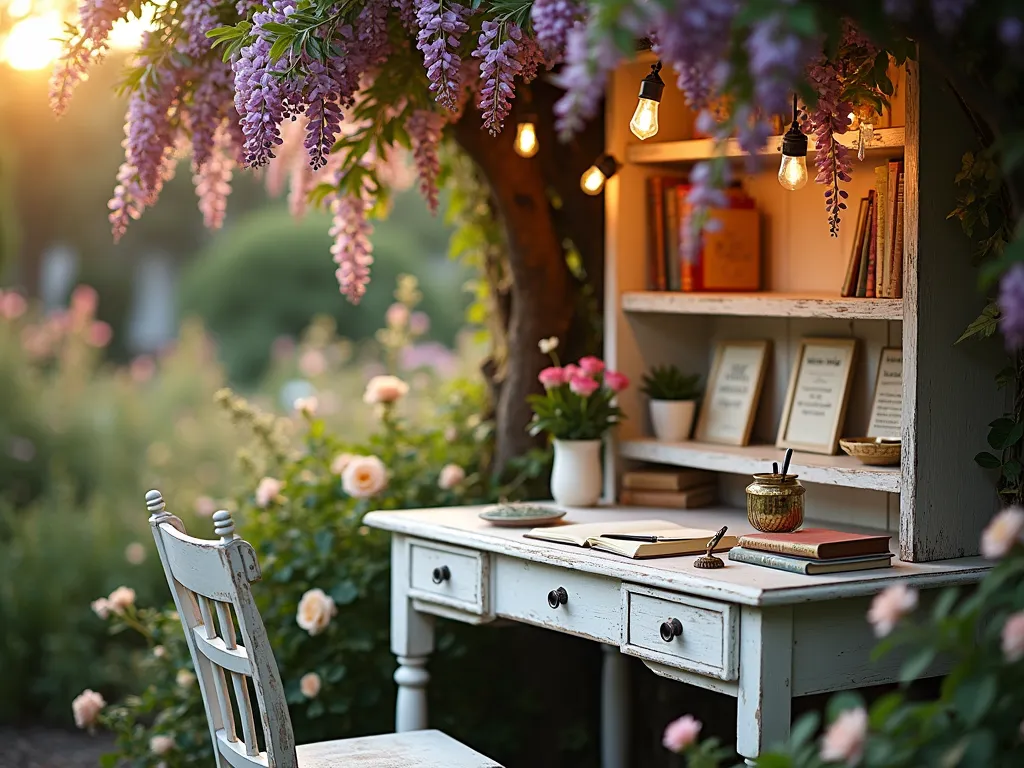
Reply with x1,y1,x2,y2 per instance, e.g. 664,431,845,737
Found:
179,194,468,385
641,365,702,402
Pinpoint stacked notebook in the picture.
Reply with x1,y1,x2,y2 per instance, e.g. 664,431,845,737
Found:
728,528,893,575
525,519,738,560
620,469,717,509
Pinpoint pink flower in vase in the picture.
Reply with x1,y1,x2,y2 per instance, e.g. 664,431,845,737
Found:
563,363,581,379
569,375,599,397
538,366,567,389
604,370,630,392
578,356,605,375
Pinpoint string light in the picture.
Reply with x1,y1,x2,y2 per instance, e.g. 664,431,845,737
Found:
580,154,620,195
778,93,808,191
629,61,664,141
513,116,539,158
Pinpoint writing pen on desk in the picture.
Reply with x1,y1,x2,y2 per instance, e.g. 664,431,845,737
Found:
600,534,693,543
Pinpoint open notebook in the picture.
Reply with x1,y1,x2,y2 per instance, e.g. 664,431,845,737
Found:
524,519,738,560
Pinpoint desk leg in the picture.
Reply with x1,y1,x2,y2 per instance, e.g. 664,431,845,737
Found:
391,536,435,732
601,644,629,768
736,606,793,764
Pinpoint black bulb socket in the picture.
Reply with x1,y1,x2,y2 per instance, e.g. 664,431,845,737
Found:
781,121,808,158
595,154,620,179
638,63,665,103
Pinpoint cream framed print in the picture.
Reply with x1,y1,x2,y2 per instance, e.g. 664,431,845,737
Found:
866,347,902,439
695,340,771,446
776,338,857,455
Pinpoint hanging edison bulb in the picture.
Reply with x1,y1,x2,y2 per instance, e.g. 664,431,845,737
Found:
514,119,539,158
630,61,665,141
778,94,808,191
580,154,620,196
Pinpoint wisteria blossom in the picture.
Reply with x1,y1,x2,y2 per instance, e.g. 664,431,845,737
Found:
407,110,444,212
330,192,375,303
416,0,470,111
473,21,525,135
531,0,579,63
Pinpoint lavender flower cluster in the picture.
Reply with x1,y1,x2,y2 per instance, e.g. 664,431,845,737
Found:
406,110,444,213
330,191,375,304
50,0,129,115
416,0,470,112
530,0,580,64
806,57,852,236
473,21,525,136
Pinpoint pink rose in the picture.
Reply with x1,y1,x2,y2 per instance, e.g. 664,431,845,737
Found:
297,588,336,635
91,598,111,620
150,735,175,755
569,375,600,397
820,707,867,765
662,714,702,752
72,689,106,730
342,455,388,498
438,463,466,490
363,375,409,405
867,584,918,637
578,356,605,375
87,321,113,348
300,672,322,699
0,291,27,320
330,453,356,476
562,364,581,379
71,285,99,317
981,507,1024,559
255,477,284,508
538,366,567,389
1002,611,1024,662
107,586,136,615
604,371,630,392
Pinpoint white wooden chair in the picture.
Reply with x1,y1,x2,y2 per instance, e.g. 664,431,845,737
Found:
145,489,500,768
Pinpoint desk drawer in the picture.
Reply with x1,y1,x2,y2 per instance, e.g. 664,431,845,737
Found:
408,540,486,614
492,557,621,643
621,585,738,680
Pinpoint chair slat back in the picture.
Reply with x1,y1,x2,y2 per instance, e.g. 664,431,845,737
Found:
146,490,298,768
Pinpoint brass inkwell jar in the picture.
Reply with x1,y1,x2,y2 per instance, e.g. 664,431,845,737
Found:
746,449,805,533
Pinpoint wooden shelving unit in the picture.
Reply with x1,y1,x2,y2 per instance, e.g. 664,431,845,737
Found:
621,291,903,321
618,438,901,494
626,127,905,165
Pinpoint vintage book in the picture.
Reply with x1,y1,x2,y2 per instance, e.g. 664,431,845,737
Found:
682,207,761,292
728,547,894,575
665,183,681,290
855,194,874,297
737,528,892,559
884,159,903,298
887,173,905,299
866,190,878,298
841,197,869,297
648,177,667,290
622,469,716,491
619,484,718,509
525,519,738,559
874,164,889,297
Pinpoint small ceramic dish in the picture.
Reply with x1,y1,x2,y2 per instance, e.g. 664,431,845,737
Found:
839,437,901,466
478,503,567,527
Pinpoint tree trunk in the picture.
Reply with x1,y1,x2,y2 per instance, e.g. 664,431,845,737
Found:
452,80,606,476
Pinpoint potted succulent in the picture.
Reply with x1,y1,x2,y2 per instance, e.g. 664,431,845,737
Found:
528,337,629,507
641,365,702,443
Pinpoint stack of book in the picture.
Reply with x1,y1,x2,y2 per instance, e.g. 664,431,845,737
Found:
841,159,905,299
619,468,717,509
646,178,761,293
728,528,893,574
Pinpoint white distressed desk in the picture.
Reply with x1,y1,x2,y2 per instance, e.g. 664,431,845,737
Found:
365,505,988,765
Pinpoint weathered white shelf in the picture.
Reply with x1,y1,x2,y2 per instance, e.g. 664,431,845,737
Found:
619,438,901,494
627,127,906,165
622,291,903,321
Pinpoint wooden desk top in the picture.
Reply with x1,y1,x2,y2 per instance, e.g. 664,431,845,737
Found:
365,504,990,607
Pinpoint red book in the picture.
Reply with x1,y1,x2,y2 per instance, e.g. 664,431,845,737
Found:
648,177,667,290
680,185,759,292
737,528,892,560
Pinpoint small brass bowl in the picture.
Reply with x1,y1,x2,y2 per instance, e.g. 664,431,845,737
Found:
840,437,901,467
746,473,805,533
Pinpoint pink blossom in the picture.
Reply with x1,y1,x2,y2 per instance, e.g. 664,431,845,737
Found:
604,371,630,392
981,507,1024,559
662,714,702,752
386,302,410,329
820,707,868,765
438,463,466,490
330,453,356,476
255,477,284,507
867,584,918,637
0,291,27,320
70,285,99,318
72,689,106,730
578,356,605,375
569,375,599,397
300,672,322,698
562,363,580,379
1002,611,1024,662
538,366,568,389
88,321,113,348
409,311,430,336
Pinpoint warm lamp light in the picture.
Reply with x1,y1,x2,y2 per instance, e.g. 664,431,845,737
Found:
514,120,539,158
629,61,665,141
778,94,808,191
580,154,620,195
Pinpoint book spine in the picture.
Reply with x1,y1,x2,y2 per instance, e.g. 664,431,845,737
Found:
890,173,905,299
842,198,868,297
874,165,888,297
679,186,697,292
855,195,873,298
866,191,878,299
885,160,901,298
666,186,680,291
737,538,821,558
649,177,666,290
728,548,811,574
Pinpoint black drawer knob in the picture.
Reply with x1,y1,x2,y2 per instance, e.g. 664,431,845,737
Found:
660,618,683,642
431,565,451,584
547,587,569,609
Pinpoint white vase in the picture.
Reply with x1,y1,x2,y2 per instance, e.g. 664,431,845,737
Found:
649,400,696,442
550,438,603,507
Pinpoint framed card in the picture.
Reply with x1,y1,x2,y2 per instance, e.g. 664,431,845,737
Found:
695,340,771,446
866,347,902,439
776,338,858,455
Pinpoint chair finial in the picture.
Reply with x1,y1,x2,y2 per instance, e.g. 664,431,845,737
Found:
213,510,236,542
146,489,166,515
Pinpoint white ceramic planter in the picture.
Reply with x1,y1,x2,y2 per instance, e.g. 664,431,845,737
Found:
550,438,603,507
649,399,696,442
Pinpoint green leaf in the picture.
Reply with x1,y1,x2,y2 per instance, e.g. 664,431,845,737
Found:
1004,459,1022,481
953,674,997,726
988,417,1023,450
931,588,959,621
899,647,936,683
956,302,1000,344
788,711,819,748
269,35,294,60
261,22,295,34
975,451,1003,469
330,580,359,605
